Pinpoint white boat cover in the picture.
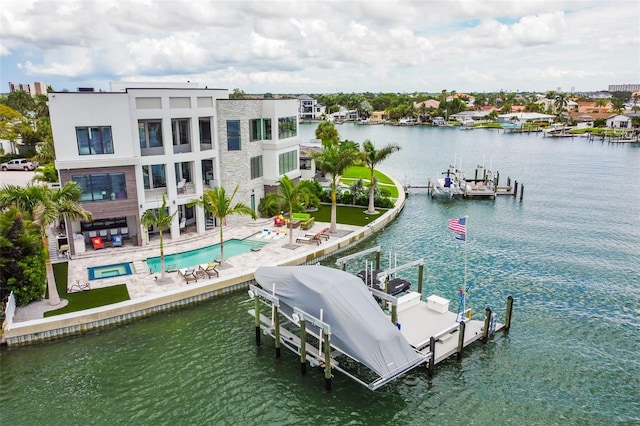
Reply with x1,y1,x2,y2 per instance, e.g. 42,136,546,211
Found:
254,265,422,378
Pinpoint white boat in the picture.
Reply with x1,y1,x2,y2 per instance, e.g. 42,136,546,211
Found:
431,166,464,199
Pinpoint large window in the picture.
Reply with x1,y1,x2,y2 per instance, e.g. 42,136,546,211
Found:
139,120,163,148
142,164,167,189
76,126,113,155
72,173,126,202
172,118,190,146
263,118,272,140
227,120,241,151
199,117,212,145
278,150,297,175
250,155,263,179
278,116,297,139
249,119,262,141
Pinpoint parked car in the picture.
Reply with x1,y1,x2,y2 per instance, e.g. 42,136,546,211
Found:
1,158,39,171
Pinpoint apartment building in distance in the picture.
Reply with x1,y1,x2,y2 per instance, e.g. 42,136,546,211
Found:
48,82,300,255
8,81,48,96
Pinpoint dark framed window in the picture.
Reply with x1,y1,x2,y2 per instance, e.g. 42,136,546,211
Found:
250,155,263,179
72,173,127,202
249,119,262,141
199,117,212,144
172,118,190,145
142,164,167,190
263,118,272,140
76,126,113,155
278,116,297,139
227,120,241,151
278,150,297,175
139,120,163,148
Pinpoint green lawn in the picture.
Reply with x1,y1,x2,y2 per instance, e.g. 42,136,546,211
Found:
310,204,387,226
44,262,131,317
341,166,399,198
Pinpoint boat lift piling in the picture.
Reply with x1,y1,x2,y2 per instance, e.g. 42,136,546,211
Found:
504,296,514,331
456,320,467,360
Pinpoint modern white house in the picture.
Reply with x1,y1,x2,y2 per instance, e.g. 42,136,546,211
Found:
48,82,301,255
297,95,326,120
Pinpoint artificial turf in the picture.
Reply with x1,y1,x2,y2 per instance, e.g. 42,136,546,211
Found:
44,262,131,317
310,204,387,226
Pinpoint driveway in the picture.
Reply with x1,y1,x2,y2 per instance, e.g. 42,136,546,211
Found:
0,170,36,186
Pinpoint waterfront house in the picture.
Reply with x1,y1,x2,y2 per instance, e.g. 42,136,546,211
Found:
48,82,301,255
297,95,326,121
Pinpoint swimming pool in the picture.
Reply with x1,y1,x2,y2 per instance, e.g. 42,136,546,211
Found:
88,262,133,280
145,238,267,273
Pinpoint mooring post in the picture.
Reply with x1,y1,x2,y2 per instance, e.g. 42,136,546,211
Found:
482,307,492,343
519,185,524,201
504,296,514,331
507,176,511,187
391,303,398,325
417,264,424,296
323,331,332,391
513,181,518,197
375,251,381,270
299,319,307,375
457,320,467,360
341,262,346,271
254,294,261,346
495,171,500,188
428,336,436,377
274,306,281,358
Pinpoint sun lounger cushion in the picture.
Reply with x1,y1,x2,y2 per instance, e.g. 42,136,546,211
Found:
91,236,104,249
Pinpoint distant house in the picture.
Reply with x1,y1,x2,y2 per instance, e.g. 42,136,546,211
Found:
413,99,440,110
576,101,611,113
606,114,632,129
369,111,388,124
297,95,326,120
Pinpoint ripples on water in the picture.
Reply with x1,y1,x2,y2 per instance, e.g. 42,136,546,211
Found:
1,125,639,424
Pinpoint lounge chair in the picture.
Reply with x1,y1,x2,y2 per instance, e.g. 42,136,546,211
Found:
112,234,123,247
274,215,285,227
91,236,105,250
178,267,198,283
305,228,330,240
199,262,220,278
258,228,270,238
296,233,322,245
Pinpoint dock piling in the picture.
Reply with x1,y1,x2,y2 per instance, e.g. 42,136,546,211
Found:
274,306,281,358
323,331,332,391
513,181,518,198
428,336,436,377
300,319,307,375
481,307,492,343
519,185,524,201
457,320,467,360
504,296,514,331
254,294,261,346
417,264,424,296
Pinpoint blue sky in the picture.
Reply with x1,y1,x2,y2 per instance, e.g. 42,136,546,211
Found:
1,0,638,94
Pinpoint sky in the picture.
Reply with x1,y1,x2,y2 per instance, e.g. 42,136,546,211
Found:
1,0,639,95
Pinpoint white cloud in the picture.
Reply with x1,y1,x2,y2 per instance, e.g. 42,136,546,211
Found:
0,0,638,93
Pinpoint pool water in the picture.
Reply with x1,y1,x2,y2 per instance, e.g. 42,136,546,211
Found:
88,262,133,280
145,238,267,273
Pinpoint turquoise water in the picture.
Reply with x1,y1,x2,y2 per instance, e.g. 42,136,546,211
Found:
145,238,267,272
1,124,639,424
88,262,133,280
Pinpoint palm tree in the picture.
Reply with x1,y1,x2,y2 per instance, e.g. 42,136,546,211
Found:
360,140,400,214
140,195,177,280
271,176,313,246
312,141,360,233
0,182,92,305
315,120,340,147
554,93,569,123
188,185,256,266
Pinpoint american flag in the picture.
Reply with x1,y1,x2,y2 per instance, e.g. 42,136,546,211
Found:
448,217,466,234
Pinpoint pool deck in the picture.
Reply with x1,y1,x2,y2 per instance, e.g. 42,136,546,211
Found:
4,181,406,346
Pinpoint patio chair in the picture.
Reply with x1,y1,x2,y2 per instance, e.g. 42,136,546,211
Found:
177,179,186,194
198,262,220,278
296,233,322,245
305,228,330,241
178,267,198,283
91,236,105,250
112,234,123,247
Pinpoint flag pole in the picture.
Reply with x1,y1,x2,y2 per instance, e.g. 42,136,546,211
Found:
463,216,468,320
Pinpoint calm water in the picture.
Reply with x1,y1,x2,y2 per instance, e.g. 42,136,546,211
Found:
2,124,639,425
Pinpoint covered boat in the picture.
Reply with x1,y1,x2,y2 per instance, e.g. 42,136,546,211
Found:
253,265,427,388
